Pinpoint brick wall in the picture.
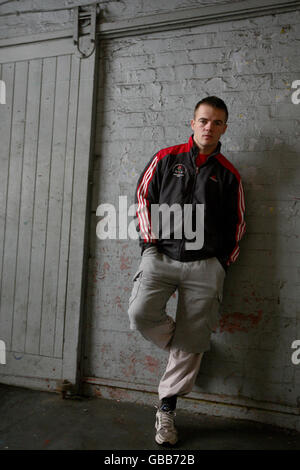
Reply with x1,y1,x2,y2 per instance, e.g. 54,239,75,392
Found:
87,9,300,412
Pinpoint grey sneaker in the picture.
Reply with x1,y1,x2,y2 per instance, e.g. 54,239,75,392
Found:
155,408,178,445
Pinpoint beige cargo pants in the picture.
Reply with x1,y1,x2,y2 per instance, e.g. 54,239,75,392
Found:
128,246,225,399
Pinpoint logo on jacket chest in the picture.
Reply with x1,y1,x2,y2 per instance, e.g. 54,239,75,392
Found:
172,163,187,178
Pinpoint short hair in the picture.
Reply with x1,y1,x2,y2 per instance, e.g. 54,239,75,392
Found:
194,96,228,122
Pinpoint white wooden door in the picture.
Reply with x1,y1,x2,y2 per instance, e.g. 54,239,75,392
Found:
0,37,96,390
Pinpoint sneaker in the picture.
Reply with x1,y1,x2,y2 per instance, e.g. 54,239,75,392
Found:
155,408,178,445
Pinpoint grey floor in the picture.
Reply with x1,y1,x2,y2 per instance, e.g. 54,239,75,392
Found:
0,383,300,451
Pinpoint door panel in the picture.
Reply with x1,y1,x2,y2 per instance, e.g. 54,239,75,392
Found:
0,39,96,389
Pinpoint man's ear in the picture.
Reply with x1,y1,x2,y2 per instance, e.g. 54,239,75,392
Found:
190,119,195,131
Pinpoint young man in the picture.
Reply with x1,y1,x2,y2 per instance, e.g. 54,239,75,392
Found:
128,96,246,445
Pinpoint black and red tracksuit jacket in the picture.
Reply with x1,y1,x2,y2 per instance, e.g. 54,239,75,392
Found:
135,135,246,271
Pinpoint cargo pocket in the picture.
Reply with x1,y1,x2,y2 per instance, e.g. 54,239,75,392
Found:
206,294,222,332
128,270,143,306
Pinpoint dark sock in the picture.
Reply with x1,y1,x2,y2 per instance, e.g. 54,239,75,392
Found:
160,395,177,412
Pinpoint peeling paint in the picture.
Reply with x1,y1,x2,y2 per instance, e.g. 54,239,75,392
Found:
144,355,159,374
94,387,102,398
108,387,129,401
114,295,123,310
121,354,136,377
219,310,263,333
120,255,130,270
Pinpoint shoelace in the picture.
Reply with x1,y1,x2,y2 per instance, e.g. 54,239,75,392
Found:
157,410,176,430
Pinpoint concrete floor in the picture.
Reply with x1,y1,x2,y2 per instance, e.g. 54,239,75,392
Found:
1,383,300,451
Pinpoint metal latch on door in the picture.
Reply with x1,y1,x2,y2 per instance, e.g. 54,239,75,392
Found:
73,4,99,58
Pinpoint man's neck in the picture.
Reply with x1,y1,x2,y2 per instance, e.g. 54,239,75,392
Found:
193,137,218,155
197,145,217,156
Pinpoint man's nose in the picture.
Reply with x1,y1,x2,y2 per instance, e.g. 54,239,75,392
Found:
204,121,213,131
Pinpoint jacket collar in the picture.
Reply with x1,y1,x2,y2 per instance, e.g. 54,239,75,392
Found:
189,134,221,159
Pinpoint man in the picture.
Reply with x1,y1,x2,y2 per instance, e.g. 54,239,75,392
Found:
128,96,246,445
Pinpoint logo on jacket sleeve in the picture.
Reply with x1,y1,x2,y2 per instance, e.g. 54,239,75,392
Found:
172,164,186,178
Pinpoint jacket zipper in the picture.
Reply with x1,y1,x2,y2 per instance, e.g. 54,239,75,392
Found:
179,164,199,259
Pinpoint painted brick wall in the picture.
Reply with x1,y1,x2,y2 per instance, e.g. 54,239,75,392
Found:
85,8,300,413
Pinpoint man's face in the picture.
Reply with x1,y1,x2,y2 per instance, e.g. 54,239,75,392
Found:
191,104,227,154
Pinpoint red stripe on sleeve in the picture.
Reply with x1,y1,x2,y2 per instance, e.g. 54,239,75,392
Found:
215,153,246,266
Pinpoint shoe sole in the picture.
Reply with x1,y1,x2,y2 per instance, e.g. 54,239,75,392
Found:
155,433,178,446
